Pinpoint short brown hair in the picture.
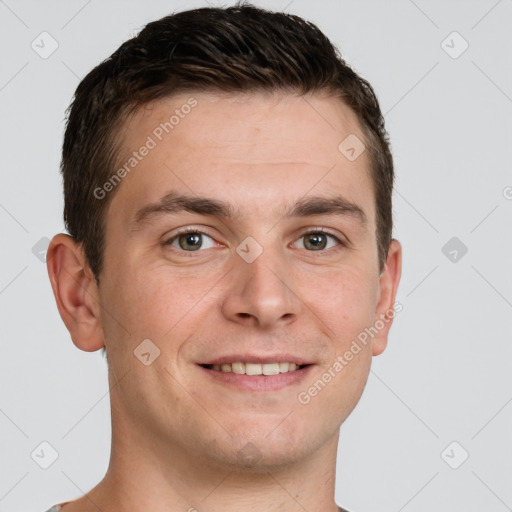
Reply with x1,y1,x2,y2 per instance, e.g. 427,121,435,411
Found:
62,2,393,283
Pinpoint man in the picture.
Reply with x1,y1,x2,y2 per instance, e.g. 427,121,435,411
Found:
45,3,401,511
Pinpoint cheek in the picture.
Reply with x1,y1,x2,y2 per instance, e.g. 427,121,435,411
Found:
315,268,377,411
302,265,379,340
101,261,223,347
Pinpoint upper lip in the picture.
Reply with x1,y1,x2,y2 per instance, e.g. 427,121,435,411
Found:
199,354,312,366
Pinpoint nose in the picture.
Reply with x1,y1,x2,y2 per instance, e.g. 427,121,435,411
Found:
221,247,301,329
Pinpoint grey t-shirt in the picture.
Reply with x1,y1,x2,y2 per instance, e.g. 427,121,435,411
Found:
45,506,352,511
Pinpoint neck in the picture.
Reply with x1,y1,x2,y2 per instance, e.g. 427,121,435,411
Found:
84,406,341,512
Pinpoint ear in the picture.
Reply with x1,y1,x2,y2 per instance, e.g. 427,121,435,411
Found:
371,239,402,356
46,233,105,352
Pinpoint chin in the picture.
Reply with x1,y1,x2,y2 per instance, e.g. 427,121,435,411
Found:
214,444,308,474
204,422,319,473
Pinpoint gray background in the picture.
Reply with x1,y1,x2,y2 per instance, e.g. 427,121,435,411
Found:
1,0,511,511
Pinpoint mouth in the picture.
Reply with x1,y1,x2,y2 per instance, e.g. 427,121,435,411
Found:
197,359,313,392
200,362,309,375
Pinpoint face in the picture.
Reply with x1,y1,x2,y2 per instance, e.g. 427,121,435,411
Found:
94,91,398,471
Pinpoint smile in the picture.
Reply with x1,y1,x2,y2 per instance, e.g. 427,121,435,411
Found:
201,362,306,375
198,359,313,392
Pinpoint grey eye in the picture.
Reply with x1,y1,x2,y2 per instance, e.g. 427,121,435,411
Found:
299,232,339,251
167,232,217,251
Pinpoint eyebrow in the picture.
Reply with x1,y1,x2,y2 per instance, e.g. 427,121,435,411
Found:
131,191,367,230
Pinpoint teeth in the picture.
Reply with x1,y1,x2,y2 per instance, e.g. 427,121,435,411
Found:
245,363,262,375
263,363,280,376
208,362,303,375
231,362,245,374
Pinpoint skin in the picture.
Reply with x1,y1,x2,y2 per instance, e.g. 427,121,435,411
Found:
47,91,401,512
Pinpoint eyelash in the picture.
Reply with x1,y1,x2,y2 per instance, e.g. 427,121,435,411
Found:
162,226,345,255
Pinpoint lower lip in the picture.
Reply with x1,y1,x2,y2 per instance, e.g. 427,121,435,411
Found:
198,365,313,391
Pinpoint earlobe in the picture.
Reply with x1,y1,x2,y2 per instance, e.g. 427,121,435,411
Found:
372,239,402,356
46,233,105,352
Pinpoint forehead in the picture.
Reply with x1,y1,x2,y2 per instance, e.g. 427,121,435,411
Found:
122,90,365,156
108,91,375,226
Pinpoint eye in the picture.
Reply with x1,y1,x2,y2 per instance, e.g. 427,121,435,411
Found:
294,230,342,251
164,228,218,252
163,227,344,254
